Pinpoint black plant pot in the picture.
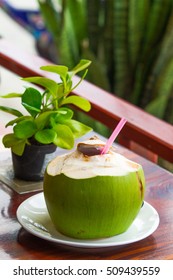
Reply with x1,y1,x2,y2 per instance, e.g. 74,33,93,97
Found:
12,144,57,181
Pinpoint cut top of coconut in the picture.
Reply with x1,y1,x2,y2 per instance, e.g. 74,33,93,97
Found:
47,137,141,179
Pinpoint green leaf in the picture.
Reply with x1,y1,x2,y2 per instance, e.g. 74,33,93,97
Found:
22,88,42,117
14,120,37,139
113,0,130,98
128,0,150,70
53,124,74,149
66,80,73,92
67,0,87,44
38,0,63,40
22,77,58,98
57,83,67,99
11,141,26,156
35,109,69,130
82,46,109,90
55,108,74,122
0,106,23,117
35,108,70,130
2,134,26,155
60,95,91,111
35,129,57,144
0,93,22,98
69,59,92,76
57,107,73,115
22,103,41,115
64,119,92,138
35,111,58,129
87,0,100,55
70,69,88,92
40,65,68,82
81,47,110,90
5,116,33,127
145,95,169,119
2,133,19,148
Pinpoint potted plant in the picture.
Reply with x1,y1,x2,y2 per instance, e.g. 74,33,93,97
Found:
0,59,92,181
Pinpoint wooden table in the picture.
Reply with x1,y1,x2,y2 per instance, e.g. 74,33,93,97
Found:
0,139,173,260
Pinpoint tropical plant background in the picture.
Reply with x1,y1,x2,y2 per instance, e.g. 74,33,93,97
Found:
37,0,173,134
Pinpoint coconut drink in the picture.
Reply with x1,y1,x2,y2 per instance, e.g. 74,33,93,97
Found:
43,136,145,239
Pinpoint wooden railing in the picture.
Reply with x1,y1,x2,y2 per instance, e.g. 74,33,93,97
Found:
0,38,173,163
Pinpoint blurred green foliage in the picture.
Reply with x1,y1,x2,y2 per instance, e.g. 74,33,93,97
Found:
38,0,173,129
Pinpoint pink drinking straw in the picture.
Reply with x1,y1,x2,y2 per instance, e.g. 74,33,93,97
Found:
101,118,127,155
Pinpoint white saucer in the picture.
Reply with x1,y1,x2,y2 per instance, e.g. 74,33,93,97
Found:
17,192,159,248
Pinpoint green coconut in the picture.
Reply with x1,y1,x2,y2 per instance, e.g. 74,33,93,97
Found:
43,137,145,239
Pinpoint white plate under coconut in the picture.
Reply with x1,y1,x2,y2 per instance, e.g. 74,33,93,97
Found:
17,192,159,248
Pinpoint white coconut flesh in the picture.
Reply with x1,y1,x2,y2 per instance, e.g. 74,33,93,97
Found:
47,138,141,179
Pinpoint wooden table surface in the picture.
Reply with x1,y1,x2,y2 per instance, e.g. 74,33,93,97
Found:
0,141,173,260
